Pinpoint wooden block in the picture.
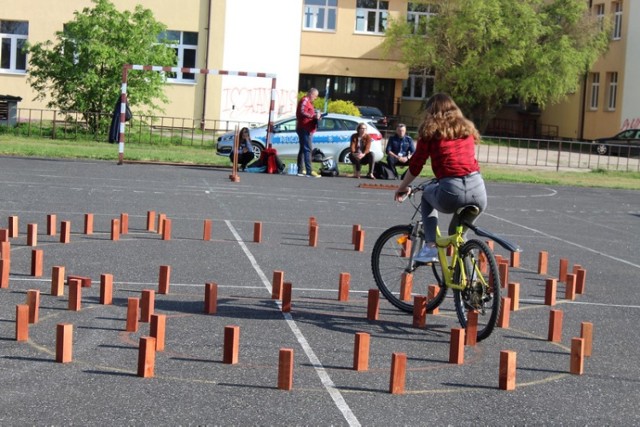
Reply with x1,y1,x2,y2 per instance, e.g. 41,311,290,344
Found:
51,266,65,296
389,352,407,394
498,261,509,288
309,216,317,227
479,251,487,273
0,259,8,289
581,322,593,357
1,241,10,262
367,289,379,321
147,211,156,232
401,238,412,258
277,348,294,391
126,297,140,332
351,224,361,245
486,240,494,251
84,213,94,235
0,228,8,242
15,304,29,341
8,216,18,238
100,274,113,305
449,328,465,364
26,289,40,324
150,314,166,352
27,223,37,246
137,336,156,378
558,258,568,283
31,249,43,277
570,337,584,375
572,264,583,274
282,282,292,313
548,309,563,342
67,275,91,288
412,296,427,328
338,272,350,301
158,265,171,295
510,251,520,268
60,221,71,244
204,282,218,314
499,350,516,390
253,221,262,243
565,273,576,300
68,279,82,311
466,310,478,346
353,332,370,371
355,229,365,252
109,218,120,241
162,218,172,240
140,289,155,323
498,297,511,329
544,278,557,306
427,284,440,314
400,272,413,301
223,325,240,364
538,251,548,275
203,219,212,241
575,268,587,294
508,282,520,311
56,323,73,363
120,213,129,234
309,224,318,247
47,214,57,236
271,270,284,300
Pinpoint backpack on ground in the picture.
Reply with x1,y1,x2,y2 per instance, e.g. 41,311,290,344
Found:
320,158,339,177
373,161,395,180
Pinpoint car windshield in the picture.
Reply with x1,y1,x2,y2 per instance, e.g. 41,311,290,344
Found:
359,107,383,116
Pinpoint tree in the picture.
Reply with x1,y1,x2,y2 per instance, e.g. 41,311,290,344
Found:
383,0,610,131
26,0,176,131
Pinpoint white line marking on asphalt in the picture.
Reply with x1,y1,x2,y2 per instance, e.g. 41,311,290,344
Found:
225,219,361,427
520,298,640,309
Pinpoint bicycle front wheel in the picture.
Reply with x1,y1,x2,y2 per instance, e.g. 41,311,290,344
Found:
453,239,501,341
371,224,445,313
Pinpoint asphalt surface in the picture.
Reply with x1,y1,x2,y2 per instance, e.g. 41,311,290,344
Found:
0,156,639,426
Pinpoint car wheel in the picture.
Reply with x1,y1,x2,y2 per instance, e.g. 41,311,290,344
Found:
251,142,264,158
339,149,352,164
595,144,608,155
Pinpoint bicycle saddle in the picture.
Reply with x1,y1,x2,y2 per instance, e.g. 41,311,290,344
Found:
456,205,480,216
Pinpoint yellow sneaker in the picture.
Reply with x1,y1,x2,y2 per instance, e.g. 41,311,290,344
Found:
309,171,321,178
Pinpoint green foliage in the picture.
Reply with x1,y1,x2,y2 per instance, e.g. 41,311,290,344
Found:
383,0,610,131
296,91,361,116
26,0,175,131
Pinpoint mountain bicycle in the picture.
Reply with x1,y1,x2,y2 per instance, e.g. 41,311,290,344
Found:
371,180,520,341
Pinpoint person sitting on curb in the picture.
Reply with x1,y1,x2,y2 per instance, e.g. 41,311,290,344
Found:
349,123,376,179
234,127,255,171
386,123,415,178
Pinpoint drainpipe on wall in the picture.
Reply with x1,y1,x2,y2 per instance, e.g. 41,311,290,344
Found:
200,0,212,130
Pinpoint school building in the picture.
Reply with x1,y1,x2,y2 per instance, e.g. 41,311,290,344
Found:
1,0,638,140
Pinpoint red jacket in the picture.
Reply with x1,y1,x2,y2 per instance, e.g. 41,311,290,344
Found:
296,96,318,133
408,135,479,179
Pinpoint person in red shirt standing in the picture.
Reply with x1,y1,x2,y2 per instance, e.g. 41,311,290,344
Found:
394,93,487,264
296,88,322,177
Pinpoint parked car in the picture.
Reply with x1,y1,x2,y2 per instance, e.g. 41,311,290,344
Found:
592,129,640,156
216,113,384,163
357,106,388,130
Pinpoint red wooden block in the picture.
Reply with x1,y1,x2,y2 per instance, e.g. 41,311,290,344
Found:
137,336,156,378
1,241,10,262
565,273,576,300
27,223,37,246
548,309,563,342
120,213,129,234
466,310,478,346
508,282,520,311
126,297,140,332
253,221,262,243
499,350,517,390
271,271,284,300
8,216,18,238
47,214,57,236
498,261,509,288
581,322,594,357
544,278,557,306
84,213,94,235
570,337,585,375
401,238,412,258
0,229,8,242
140,289,155,323
427,284,440,314
147,210,156,232
67,275,91,288
0,259,9,288
56,323,73,363
110,219,120,241
413,296,427,328
353,332,370,371
157,214,166,234
68,279,82,311
498,297,511,329
150,314,166,352
575,268,587,294
100,273,113,305
162,218,172,240
572,264,583,274
223,325,240,364
203,219,212,241
510,251,520,268
60,221,71,244
351,224,361,245
449,328,465,364
338,272,350,301
26,289,40,324
282,282,292,313
389,352,407,394
204,282,218,314
486,240,494,251
31,249,43,277
51,266,65,296
558,258,569,283
277,348,294,390
538,251,548,275
158,265,171,295
15,304,29,341
355,229,365,252
400,272,413,301
367,289,379,321
309,224,318,247
309,216,317,228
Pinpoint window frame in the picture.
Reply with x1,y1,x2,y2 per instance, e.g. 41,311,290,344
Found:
594,3,605,31
589,72,600,110
407,2,437,35
607,72,618,111
402,69,434,100
612,1,623,40
0,20,28,74
302,0,337,32
355,0,389,35
160,30,198,84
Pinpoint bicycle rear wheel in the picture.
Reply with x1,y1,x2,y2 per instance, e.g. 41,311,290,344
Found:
371,224,446,313
453,239,501,341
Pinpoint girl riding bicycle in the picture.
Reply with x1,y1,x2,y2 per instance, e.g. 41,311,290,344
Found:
394,93,487,264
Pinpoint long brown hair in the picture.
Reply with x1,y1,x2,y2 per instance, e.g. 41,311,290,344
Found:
418,93,480,142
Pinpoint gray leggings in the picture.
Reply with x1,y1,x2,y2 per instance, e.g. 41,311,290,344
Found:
421,172,487,242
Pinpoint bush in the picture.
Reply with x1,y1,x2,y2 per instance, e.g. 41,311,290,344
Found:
297,92,361,116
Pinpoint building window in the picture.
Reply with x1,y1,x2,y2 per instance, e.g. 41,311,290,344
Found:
407,3,437,35
355,0,388,34
159,31,198,82
402,70,434,100
0,20,28,73
589,73,599,110
612,2,622,40
594,4,605,31
303,0,337,31
607,72,618,111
